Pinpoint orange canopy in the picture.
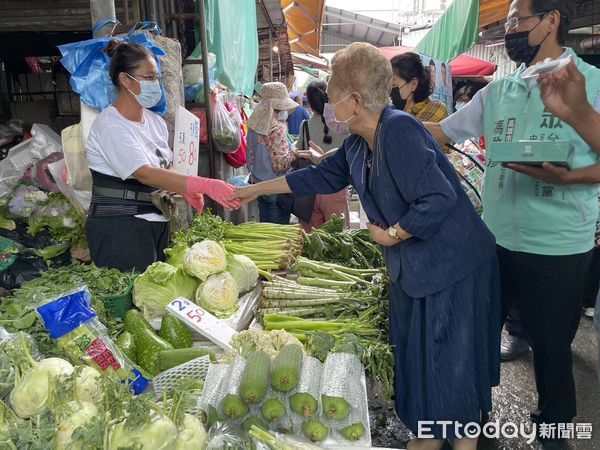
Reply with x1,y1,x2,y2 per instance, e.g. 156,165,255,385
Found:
281,0,326,57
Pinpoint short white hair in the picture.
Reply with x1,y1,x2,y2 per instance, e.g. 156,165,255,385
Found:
329,42,392,111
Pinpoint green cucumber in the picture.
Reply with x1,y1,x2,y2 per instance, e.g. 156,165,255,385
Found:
158,314,193,349
157,348,216,371
115,331,137,364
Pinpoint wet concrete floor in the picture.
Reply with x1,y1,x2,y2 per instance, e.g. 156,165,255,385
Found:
369,316,600,450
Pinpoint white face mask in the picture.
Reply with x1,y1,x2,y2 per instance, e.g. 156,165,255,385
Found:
455,101,467,111
126,73,162,109
275,110,288,122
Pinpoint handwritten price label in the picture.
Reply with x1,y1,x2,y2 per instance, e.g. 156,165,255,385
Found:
173,106,201,176
166,298,237,350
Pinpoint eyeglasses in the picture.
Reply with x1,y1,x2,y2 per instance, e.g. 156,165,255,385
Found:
130,73,162,82
504,12,548,32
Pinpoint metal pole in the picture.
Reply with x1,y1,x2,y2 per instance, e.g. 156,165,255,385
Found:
144,0,157,21
90,0,116,27
198,0,216,179
269,31,273,81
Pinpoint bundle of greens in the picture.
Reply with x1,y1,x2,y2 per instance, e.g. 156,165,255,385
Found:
302,215,384,269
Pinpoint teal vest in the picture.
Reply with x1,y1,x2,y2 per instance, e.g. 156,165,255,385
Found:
483,49,600,255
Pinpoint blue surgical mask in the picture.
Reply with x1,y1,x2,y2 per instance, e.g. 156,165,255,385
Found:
126,73,162,109
275,110,288,122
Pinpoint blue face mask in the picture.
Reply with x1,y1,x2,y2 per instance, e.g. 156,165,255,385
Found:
126,73,162,109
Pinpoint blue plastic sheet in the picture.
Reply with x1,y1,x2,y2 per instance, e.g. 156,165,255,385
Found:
58,33,167,115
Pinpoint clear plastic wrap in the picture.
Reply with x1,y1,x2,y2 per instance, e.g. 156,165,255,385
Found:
36,287,148,394
320,353,371,447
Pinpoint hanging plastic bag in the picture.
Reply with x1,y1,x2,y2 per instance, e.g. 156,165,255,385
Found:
212,96,241,154
223,103,247,168
58,31,167,114
61,124,92,191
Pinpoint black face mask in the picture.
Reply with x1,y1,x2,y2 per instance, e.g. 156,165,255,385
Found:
504,16,549,65
391,81,411,110
391,87,406,110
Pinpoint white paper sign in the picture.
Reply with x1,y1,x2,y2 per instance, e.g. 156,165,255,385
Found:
173,106,200,176
166,298,237,351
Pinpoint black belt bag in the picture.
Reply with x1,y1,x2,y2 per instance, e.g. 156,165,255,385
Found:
89,170,162,217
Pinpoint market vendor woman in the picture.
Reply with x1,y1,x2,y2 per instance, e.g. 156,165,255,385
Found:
233,43,501,450
85,40,239,272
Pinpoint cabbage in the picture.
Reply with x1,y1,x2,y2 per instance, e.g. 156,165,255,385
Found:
133,262,199,319
55,401,99,450
183,241,227,281
164,242,189,269
226,254,258,294
175,413,207,450
108,412,178,450
75,366,103,404
9,367,51,418
196,272,239,315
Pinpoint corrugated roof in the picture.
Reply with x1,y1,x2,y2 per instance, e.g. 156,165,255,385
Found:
281,0,326,57
322,6,402,49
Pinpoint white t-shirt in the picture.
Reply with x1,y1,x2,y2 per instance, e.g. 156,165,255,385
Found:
86,106,173,222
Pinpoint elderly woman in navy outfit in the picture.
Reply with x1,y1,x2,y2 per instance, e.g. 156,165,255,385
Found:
234,43,501,450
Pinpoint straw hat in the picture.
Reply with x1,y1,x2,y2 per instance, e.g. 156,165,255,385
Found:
248,82,298,135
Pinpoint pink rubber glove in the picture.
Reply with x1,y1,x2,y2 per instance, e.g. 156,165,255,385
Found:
182,192,205,213
186,176,241,210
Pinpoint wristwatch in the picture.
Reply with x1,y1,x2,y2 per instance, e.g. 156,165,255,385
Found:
388,224,402,240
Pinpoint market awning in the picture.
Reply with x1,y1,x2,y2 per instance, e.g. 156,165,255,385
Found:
281,0,326,57
450,53,496,76
414,0,480,62
291,51,329,71
378,46,496,77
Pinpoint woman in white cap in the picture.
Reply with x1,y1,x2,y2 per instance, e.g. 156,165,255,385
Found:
246,82,300,224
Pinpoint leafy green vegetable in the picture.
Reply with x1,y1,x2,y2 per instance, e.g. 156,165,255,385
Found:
226,254,258,294
303,216,384,269
133,262,199,319
164,242,189,269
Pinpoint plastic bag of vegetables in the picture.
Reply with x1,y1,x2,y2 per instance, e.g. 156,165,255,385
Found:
37,287,148,394
196,272,239,317
226,254,258,294
183,240,227,281
133,262,199,319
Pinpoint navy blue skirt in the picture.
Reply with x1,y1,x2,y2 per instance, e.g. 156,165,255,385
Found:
389,256,502,440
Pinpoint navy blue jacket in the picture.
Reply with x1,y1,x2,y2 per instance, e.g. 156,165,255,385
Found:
286,106,496,298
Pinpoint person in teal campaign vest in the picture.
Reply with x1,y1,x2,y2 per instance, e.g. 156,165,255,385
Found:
426,1,600,449
537,54,600,395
